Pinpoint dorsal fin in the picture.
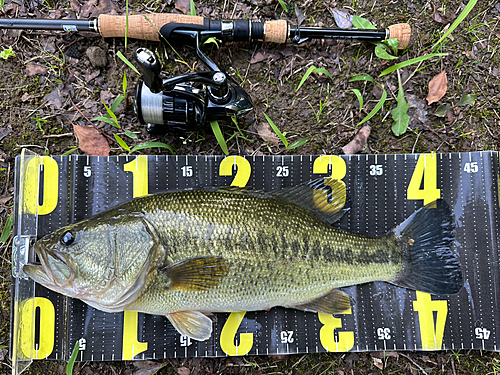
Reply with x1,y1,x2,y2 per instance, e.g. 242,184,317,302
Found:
272,177,349,224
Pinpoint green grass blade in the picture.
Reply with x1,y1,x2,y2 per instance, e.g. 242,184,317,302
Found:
117,51,140,74
348,89,364,111
287,138,309,150
0,214,13,243
122,72,127,94
378,53,447,77
66,341,79,375
277,0,288,12
349,74,374,83
124,130,138,139
210,120,229,155
432,0,478,51
297,66,333,91
103,102,120,128
114,134,131,152
263,113,288,148
297,65,317,92
189,0,196,16
131,142,174,153
91,116,119,126
110,95,125,114
358,85,387,126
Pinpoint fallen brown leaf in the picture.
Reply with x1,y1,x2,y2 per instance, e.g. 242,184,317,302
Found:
73,124,110,156
426,71,448,105
257,122,279,146
25,64,48,77
175,0,191,14
342,125,371,154
250,51,271,64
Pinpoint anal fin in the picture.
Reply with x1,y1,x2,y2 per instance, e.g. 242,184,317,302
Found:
167,310,213,341
292,289,351,314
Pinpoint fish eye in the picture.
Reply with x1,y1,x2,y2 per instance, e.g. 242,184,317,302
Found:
60,231,75,246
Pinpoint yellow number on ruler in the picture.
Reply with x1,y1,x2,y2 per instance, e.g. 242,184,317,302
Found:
318,310,354,352
313,155,347,212
219,156,251,187
24,156,59,215
123,156,149,198
20,297,55,359
122,311,148,360
123,156,149,358
412,291,448,350
220,312,253,356
407,154,441,205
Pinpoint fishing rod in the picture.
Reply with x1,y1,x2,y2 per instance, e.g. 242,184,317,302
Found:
0,14,411,51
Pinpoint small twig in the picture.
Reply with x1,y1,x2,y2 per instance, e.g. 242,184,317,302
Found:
69,95,114,142
400,353,428,375
42,133,74,138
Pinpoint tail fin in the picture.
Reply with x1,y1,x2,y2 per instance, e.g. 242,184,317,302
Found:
391,200,463,295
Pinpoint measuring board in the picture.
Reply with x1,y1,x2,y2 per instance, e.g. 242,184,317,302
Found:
10,150,500,373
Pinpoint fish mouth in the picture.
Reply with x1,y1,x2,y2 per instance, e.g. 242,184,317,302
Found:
23,242,74,289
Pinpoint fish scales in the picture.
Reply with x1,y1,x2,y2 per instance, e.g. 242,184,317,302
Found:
125,189,401,314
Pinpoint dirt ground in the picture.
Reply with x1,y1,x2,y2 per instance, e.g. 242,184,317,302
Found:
1,0,500,373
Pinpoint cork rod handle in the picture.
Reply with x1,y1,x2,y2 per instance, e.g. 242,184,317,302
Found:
98,14,205,41
263,20,288,43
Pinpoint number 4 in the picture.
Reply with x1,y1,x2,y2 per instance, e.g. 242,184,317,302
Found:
407,154,441,205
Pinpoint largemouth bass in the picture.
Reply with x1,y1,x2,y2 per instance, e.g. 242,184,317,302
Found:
24,178,463,341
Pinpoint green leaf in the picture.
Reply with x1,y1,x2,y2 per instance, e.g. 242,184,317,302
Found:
103,101,120,128
116,51,140,74
349,74,374,83
0,0,5,10
391,71,410,136
122,72,128,94
358,85,387,126
382,38,399,54
110,95,125,114
189,0,196,16
352,15,377,30
277,0,288,12
0,214,13,243
114,134,131,152
457,94,477,106
131,142,174,153
348,89,364,111
287,138,309,150
0,46,15,60
296,65,333,91
66,341,79,375
210,120,229,155
379,53,448,77
374,45,398,60
91,116,119,127
62,146,79,156
263,113,288,148
203,37,219,48
432,0,478,51
434,104,453,117
124,130,138,139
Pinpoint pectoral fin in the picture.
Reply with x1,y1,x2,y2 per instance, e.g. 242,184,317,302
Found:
167,310,213,341
292,289,351,314
159,256,230,291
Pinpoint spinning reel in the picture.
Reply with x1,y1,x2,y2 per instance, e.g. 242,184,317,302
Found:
134,34,253,132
